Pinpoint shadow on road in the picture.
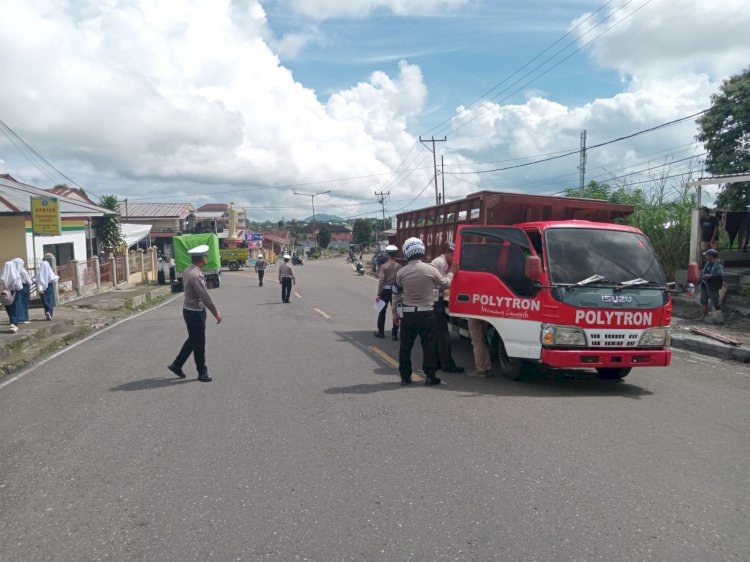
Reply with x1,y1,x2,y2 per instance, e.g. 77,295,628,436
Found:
334,330,654,400
109,377,196,392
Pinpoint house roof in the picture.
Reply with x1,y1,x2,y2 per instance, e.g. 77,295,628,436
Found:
194,210,226,219
0,175,115,217
196,203,228,212
118,202,195,219
46,186,97,206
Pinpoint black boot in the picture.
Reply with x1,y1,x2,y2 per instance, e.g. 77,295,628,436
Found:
425,375,442,386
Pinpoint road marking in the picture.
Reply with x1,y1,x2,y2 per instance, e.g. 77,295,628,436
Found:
314,308,331,319
368,346,422,381
0,295,181,392
294,291,301,298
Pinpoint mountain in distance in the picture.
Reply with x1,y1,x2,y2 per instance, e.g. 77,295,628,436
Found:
302,213,345,223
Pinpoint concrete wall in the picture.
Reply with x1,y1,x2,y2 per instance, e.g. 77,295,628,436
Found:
24,219,88,264
0,216,28,264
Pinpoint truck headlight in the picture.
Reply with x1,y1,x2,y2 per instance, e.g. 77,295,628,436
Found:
638,327,670,347
541,324,587,347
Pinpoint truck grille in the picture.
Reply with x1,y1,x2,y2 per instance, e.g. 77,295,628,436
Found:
586,329,641,348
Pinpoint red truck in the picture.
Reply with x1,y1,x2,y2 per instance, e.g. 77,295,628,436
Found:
395,191,681,380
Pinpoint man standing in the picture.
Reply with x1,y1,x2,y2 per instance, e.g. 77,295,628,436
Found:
279,254,296,303
374,245,401,340
393,237,455,387
255,253,267,287
700,248,724,323
430,243,464,373
699,206,719,253
168,244,222,382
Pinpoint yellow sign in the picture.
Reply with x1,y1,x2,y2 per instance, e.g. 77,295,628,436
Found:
31,197,61,236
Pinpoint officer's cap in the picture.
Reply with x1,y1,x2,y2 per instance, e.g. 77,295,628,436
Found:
385,245,398,253
283,254,291,260
446,243,455,252
187,244,209,256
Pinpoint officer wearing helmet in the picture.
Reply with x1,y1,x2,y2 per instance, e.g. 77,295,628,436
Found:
393,237,456,386
279,254,296,303
374,245,401,340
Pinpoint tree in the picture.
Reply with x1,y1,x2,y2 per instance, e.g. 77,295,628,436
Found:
696,67,750,210
352,219,372,246
317,223,331,249
95,194,123,254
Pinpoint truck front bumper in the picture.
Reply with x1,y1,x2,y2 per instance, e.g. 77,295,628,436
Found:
540,348,671,369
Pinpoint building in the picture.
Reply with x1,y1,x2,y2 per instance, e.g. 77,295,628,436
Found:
0,174,115,266
117,202,196,258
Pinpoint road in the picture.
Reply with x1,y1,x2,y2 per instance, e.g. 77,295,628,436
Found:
1,258,748,561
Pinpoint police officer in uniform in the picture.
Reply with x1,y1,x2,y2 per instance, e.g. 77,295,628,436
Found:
431,243,464,373
168,244,222,382
279,254,296,303
255,252,267,287
374,244,401,340
393,237,455,386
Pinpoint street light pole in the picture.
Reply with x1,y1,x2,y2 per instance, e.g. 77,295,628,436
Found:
293,190,331,251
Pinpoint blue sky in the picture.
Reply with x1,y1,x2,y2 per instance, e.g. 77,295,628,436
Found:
0,0,748,220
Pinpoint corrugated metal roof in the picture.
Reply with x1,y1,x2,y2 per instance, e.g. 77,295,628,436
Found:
118,202,195,219
194,210,226,219
0,176,115,216
196,203,228,212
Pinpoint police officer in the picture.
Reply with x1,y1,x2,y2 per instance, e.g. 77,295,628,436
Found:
168,244,222,382
374,245,401,340
255,252,267,287
393,237,455,386
279,254,296,303
431,243,464,373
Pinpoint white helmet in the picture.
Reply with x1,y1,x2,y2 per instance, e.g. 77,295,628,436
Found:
283,254,291,260
403,237,425,260
385,245,398,254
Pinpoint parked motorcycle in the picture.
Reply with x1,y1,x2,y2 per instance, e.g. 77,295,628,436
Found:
292,255,303,266
355,260,365,275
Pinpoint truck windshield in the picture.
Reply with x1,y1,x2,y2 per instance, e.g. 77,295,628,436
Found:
546,228,666,286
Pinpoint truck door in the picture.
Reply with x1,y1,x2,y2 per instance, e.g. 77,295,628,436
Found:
450,225,539,317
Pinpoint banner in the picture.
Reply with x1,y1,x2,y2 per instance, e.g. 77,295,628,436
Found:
30,196,61,236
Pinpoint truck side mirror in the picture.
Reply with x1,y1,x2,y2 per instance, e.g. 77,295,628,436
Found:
687,261,700,284
525,255,542,282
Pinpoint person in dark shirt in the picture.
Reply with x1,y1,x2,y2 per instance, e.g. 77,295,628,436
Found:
699,206,719,253
700,249,724,323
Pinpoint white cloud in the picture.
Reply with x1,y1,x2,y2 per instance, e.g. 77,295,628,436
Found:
276,0,469,21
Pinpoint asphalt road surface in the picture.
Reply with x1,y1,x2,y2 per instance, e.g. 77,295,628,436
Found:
1,258,748,561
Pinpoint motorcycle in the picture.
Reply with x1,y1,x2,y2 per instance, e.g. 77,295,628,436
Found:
292,255,303,266
355,260,365,276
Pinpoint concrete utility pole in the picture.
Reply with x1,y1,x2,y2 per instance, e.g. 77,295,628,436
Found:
293,190,331,249
578,129,587,190
441,155,445,204
374,190,389,230
420,136,447,205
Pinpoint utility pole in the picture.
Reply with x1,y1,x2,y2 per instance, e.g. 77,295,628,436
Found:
420,136,447,205
441,155,445,204
578,129,587,190
374,190,389,230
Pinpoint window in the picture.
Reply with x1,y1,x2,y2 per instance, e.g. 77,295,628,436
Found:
459,228,535,296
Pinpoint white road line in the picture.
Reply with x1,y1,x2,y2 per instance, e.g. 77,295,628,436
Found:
314,308,331,319
0,295,181,392
294,291,301,298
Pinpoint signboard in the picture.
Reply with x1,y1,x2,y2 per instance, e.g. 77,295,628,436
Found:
30,196,61,236
247,232,263,241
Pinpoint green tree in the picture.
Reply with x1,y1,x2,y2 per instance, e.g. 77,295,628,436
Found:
95,194,123,254
696,67,750,210
317,223,331,249
352,219,372,246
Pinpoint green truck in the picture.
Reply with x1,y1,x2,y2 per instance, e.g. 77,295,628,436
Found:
219,247,249,271
173,233,222,289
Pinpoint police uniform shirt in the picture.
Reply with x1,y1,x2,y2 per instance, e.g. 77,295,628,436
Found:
183,264,219,316
430,254,451,298
255,258,267,271
278,262,295,281
377,259,401,297
395,260,453,308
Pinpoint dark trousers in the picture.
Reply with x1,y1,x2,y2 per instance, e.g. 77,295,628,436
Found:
434,299,458,370
16,283,30,322
258,269,265,286
41,287,56,316
399,310,437,379
174,308,207,374
4,294,19,326
376,288,398,336
281,277,292,302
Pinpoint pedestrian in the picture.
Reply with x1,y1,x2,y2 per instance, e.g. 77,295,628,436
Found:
168,244,222,382
699,206,719,253
169,257,176,283
34,257,59,320
699,248,724,323
279,254,296,303
255,253,267,287
374,244,401,340
430,243,464,373
13,258,32,324
1,260,22,334
393,237,455,387
467,318,493,377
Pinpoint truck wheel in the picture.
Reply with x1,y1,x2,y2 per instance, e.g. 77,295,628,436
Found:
489,329,522,380
229,261,239,271
596,367,631,380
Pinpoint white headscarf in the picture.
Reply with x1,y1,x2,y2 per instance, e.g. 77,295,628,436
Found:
12,258,33,285
1,260,23,291
35,260,59,292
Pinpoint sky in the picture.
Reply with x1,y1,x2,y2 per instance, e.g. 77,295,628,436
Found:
0,0,749,222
